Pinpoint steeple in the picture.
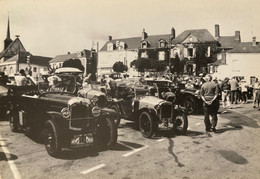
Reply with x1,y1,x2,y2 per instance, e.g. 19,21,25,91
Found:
4,15,13,50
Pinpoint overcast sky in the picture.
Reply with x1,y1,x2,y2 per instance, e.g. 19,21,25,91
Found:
0,0,259,57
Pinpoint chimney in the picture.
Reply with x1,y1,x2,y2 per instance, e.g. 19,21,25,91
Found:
67,52,70,54
142,29,147,41
253,37,256,46
215,24,220,38
235,31,241,42
171,27,175,39
108,36,112,41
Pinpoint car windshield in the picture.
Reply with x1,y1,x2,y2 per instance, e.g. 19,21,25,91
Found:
38,74,76,93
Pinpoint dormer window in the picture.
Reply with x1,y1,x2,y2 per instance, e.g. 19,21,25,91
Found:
107,42,114,51
141,41,148,49
118,41,125,50
159,40,166,48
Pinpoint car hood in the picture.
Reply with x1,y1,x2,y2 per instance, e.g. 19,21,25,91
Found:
139,96,167,106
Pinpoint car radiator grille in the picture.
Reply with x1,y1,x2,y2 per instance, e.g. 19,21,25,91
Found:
161,104,172,118
71,105,89,119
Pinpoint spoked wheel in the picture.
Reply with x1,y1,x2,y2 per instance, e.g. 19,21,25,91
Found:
173,111,188,135
94,116,117,151
139,111,155,138
110,104,121,126
43,120,62,157
184,96,196,115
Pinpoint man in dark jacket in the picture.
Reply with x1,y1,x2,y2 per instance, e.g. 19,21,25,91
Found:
200,74,219,132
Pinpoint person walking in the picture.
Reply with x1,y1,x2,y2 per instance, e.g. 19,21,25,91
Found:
220,77,231,108
239,80,248,103
252,78,260,109
200,74,219,132
230,77,239,104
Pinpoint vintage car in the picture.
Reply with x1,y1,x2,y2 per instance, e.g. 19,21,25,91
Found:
144,79,203,115
106,84,188,138
7,74,118,157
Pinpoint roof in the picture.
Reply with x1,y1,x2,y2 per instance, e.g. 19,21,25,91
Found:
100,37,142,51
49,53,78,63
171,29,217,44
228,42,260,53
144,34,171,49
217,36,240,49
4,51,52,66
0,38,27,59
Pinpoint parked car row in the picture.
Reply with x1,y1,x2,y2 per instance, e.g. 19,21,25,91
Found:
1,68,199,158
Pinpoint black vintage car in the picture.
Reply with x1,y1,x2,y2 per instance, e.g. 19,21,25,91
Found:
7,74,118,157
144,79,203,115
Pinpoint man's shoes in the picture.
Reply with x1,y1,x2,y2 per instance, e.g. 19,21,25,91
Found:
206,128,211,132
211,128,217,133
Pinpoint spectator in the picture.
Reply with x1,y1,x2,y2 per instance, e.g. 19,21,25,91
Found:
230,77,239,104
200,74,219,132
220,77,231,109
14,69,27,86
0,72,10,85
239,80,248,103
252,78,260,109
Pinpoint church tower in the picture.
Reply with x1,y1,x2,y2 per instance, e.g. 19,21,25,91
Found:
4,16,13,50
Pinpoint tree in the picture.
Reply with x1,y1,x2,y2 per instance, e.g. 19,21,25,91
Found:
112,61,128,73
62,58,85,72
130,58,167,72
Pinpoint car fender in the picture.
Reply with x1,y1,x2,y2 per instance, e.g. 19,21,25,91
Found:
100,107,117,118
136,107,157,121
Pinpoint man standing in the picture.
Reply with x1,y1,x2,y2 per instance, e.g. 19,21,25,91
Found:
230,77,239,104
200,74,219,132
14,69,27,86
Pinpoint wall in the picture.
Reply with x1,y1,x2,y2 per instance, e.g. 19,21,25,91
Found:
215,53,260,82
98,50,138,75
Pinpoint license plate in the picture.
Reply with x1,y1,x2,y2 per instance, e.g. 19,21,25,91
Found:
71,133,93,146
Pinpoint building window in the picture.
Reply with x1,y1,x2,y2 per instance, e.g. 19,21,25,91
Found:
214,66,218,73
188,48,193,57
107,43,114,51
141,51,148,58
33,67,37,72
206,46,211,57
118,41,125,50
209,65,214,74
158,51,165,61
142,42,147,49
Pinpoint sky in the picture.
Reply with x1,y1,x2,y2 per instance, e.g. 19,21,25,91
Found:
0,0,260,57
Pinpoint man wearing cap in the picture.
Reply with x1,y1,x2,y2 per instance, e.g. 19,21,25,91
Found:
200,74,219,132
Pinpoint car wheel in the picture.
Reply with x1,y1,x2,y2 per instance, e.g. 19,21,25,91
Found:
184,96,196,115
43,120,62,157
94,116,118,151
139,111,155,138
173,111,188,135
110,104,121,126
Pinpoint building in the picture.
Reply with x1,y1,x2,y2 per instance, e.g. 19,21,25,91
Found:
49,49,97,77
208,24,241,74
171,29,219,75
216,37,260,82
99,28,176,76
0,16,52,77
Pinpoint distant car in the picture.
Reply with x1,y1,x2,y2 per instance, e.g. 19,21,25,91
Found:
7,74,118,157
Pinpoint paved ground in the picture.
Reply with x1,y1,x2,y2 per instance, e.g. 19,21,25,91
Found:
0,101,260,179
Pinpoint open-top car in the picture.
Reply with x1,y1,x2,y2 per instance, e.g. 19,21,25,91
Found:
7,74,118,157
104,82,188,138
144,79,203,115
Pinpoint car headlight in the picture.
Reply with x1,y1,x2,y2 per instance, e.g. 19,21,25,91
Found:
91,95,99,104
61,108,71,119
92,106,101,117
155,92,159,97
154,104,161,111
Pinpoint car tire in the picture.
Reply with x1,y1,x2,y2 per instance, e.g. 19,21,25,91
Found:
139,111,155,138
184,96,196,115
43,119,62,158
110,104,121,126
93,116,118,151
173,111,188,135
